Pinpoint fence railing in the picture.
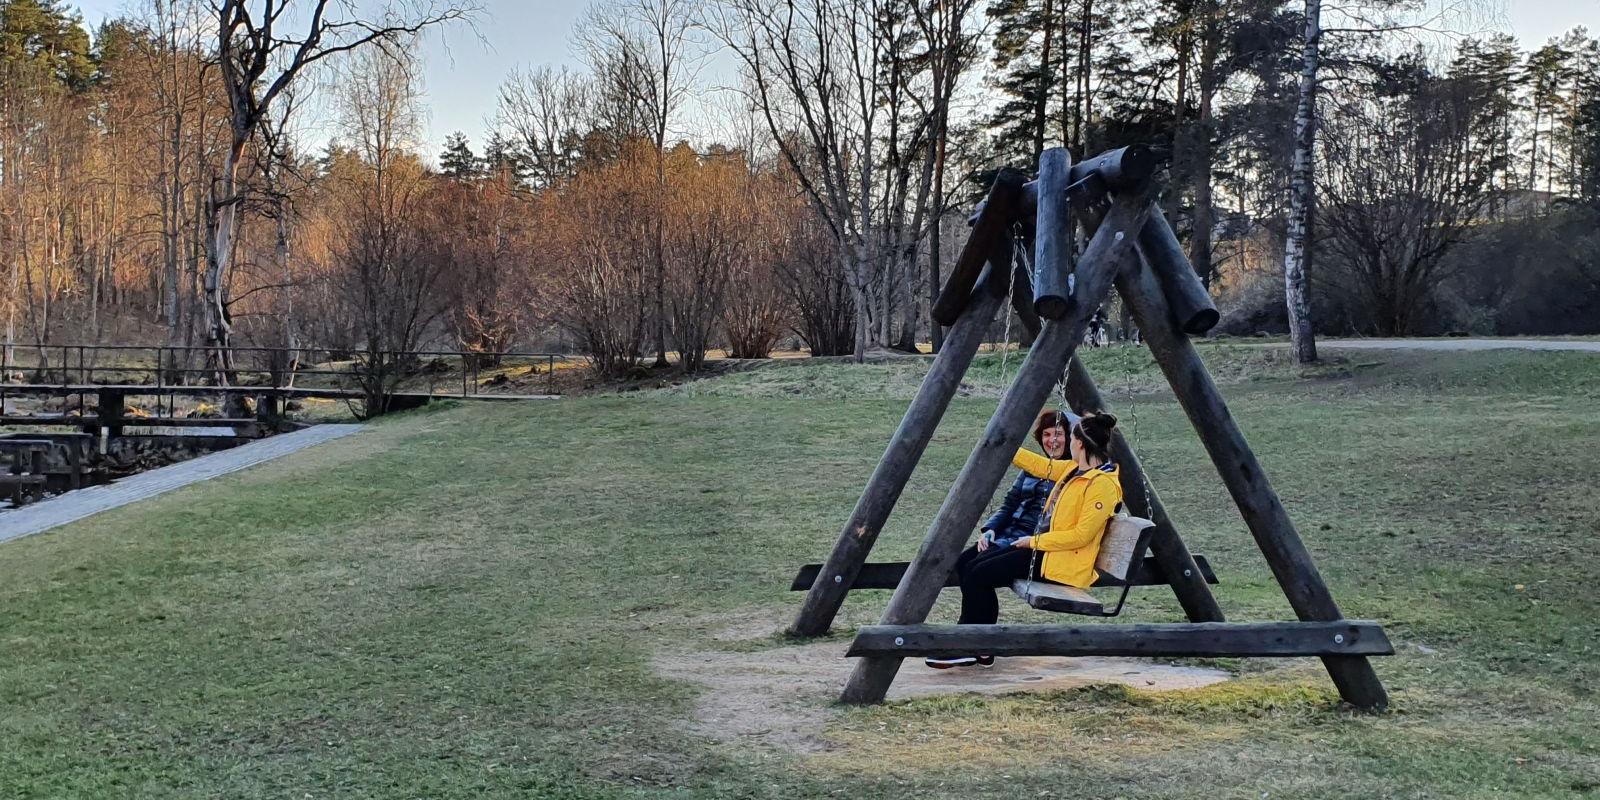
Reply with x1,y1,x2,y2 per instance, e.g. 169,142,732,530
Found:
0,344,567,398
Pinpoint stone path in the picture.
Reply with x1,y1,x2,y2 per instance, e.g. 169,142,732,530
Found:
0,424,365,545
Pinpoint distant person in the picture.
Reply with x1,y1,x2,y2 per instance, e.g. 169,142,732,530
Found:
927,411,1123,669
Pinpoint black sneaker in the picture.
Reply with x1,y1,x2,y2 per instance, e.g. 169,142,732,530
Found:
975,655,995,667
924,656,977,669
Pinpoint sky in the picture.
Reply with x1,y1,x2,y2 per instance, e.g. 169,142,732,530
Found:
65,0,1600,161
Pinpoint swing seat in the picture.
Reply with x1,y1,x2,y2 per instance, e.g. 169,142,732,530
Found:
1011,513,1155,617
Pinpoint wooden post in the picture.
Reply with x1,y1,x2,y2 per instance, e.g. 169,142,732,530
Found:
1032,148,1075,320
790,255,1010,637
97,389,125,439
931,169,1026,326
1138,212,1220,335
1115,252,1389,710
841,191,1157,705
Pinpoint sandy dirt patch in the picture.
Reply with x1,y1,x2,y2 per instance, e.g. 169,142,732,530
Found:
654,638,1231,754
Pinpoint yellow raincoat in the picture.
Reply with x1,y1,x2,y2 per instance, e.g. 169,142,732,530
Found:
1011,448,1123,588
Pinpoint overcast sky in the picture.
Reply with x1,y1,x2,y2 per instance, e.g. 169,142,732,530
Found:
66,0,1600,160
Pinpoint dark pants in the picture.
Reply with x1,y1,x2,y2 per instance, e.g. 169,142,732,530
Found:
954,544,1041,625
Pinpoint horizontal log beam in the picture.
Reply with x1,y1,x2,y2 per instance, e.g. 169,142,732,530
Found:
932,170,1026,325
846,620,1395,659
789,555,1218,591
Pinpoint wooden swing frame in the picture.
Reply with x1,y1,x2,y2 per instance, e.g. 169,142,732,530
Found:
786,145,1393,710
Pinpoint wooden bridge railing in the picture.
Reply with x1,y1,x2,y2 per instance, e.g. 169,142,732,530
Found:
0,344,566,398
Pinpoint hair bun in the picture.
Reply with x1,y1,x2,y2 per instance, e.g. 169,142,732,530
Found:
1082,412,1118,432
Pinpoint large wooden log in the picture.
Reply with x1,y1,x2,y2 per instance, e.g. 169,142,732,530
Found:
931,169,1026,326
1032,148,1075,320
789,255,1010,637
789,555,1218,591
846,620,1394,659
1115,252,1390,710
1138,211,1220,335
840,191,1157,705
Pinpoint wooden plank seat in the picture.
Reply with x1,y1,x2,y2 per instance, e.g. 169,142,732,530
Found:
1011,514,1156,617
788,554,1217,592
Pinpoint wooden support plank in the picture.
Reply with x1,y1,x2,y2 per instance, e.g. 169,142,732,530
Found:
931,169,1026,325
789,256,1010,637
846,621,1394,659
1115,247,1391,711
1138,211,1221,335
789,555,1218,592
1032,148,1075,320
841,190,1158,705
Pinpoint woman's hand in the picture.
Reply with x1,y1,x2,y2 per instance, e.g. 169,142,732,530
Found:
1012,536,1033,549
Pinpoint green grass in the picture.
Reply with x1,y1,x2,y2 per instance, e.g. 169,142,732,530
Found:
1,346,1597,798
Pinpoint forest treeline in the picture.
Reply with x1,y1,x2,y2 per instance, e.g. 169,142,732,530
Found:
2,0,1598,380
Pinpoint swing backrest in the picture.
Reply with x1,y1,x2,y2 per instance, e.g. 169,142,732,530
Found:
1094,513,1155,583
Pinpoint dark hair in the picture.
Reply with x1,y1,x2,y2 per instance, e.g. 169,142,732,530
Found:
1072,411,1118,463
1032,409,1071,450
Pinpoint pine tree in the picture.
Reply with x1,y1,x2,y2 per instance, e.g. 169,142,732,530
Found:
439,131,480,179
985,0,1065,168
1450,35,1522,217
481,130,530,187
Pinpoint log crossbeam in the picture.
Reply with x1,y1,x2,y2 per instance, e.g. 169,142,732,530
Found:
847,621,1395,659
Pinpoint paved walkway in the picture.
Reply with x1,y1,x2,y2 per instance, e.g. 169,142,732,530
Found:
1315,337,1600,353
0,424,365,545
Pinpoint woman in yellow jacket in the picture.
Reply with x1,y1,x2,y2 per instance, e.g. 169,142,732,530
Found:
928,410,1123,669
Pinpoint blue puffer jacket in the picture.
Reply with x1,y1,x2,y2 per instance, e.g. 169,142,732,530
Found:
983,469,1056,547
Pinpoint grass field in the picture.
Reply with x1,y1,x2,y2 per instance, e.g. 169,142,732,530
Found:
1,344,1597,798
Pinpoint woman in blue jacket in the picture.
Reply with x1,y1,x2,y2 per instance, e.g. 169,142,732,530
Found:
940,409,1076,653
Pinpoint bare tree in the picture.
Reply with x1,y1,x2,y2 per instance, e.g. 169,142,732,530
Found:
1319,57,1490,335
907,0,982,353
578,0,707,368
202,0,472,385
494,65,595,189
711,0,927,361
1281,0,1496,362
330,43,449,416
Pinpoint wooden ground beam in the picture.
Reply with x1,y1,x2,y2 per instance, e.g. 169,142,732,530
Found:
840,183,1157,706
847,621,1394,659
789,243,1012,637
1116,240,1391,711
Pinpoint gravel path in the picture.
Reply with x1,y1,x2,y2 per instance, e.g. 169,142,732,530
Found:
1313,337,1600,353
0,424,365,545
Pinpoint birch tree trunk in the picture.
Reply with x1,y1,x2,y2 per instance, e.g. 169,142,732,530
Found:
1283,0,1321,364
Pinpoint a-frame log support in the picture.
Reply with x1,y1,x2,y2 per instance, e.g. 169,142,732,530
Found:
1114,241,1391,710
841,161,1157,705
789,174,1023,637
